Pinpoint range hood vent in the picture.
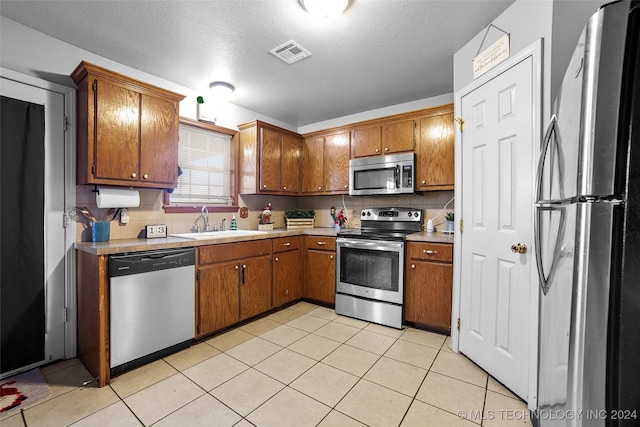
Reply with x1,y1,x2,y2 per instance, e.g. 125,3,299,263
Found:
270,40,312,64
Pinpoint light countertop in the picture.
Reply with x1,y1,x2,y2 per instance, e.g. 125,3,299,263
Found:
74,227,453,255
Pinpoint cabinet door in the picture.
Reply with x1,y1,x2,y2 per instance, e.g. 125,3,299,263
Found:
240,255,272,320
405,260,453,332
93,77,140,181
140,94,178,186
302,136,325,193
324,132,350,193
273,249,302,307
198,262,239,336
259,127,282,192
417,111,454,190
382,119,415,154
305,249,336,305
351,126,381,158
281,134,302,193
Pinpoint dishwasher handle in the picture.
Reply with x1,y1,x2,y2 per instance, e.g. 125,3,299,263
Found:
109,248,195,277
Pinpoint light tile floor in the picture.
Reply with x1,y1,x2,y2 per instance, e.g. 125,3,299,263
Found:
2,302,532,426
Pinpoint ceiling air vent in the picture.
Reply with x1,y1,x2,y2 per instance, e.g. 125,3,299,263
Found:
270,40,312,64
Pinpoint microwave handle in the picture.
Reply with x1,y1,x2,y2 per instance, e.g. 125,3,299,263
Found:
395,165,400,188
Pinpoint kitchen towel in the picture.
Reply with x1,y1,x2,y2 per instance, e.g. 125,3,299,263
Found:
96,187,140,209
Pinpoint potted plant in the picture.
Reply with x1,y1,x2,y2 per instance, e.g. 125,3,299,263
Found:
445,211,454,232
284,209,316,229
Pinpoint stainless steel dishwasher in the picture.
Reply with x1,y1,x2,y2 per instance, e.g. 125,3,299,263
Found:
109,248,195,376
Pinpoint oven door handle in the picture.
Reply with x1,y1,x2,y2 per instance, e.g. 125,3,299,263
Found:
395,165,400,189
338,239,404,251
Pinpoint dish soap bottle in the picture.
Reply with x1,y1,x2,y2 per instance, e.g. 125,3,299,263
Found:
230,214,237,230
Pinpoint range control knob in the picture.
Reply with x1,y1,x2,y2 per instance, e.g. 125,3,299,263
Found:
407,212,412,217
362,211,366,216
366,211,371,216
414,212,419,217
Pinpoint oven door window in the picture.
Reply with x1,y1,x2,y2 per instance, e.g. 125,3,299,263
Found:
339,246,399,292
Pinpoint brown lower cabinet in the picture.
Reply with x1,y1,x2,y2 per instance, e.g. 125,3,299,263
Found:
272,236,303,307
304,236,336,305
196,240,272,338
404,241,453,333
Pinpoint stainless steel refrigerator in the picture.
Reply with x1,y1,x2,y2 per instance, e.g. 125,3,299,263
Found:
535,1,639,425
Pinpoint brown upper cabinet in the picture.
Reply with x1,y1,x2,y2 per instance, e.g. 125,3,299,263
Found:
238,120,303,195
71,61,185,189
351,118,416,158
301,131,351,194
416,105,455,191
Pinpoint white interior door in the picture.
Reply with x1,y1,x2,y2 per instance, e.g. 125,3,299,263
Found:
1,74,68,375
457,47,540,402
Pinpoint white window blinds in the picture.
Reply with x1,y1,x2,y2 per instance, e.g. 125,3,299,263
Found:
170,124,232,205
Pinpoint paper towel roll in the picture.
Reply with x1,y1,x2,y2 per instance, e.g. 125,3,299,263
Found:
96,187,140,208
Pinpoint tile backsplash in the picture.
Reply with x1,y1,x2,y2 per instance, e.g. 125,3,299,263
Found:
75,186,454,242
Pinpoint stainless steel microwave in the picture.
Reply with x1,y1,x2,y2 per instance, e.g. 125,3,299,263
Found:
349,152,415,196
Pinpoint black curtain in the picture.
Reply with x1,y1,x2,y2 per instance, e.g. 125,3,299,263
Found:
1,95,46,374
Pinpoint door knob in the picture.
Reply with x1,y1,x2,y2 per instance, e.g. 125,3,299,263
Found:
511,243,528,254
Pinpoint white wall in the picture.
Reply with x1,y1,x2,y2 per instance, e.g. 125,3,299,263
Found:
454,0,554,121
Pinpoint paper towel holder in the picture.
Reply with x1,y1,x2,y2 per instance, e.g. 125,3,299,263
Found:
95,186,141,209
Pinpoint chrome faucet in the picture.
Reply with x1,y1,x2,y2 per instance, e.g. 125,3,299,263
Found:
202,206,210,231
190,206,211,233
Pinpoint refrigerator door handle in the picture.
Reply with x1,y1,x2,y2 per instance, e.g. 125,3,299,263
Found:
535,204,567,295
536,114,558,203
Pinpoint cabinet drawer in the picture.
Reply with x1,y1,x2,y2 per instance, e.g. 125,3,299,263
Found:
305,236,336,251
272,236,303,253
199,239,272,265
407,242,452,263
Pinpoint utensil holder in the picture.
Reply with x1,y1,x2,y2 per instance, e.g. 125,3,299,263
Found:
91,221,110,242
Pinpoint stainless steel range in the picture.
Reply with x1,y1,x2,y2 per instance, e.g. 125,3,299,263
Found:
336,207,423,329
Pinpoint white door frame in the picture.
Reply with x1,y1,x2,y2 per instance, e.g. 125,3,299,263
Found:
451,40,543,409
0,67,77,361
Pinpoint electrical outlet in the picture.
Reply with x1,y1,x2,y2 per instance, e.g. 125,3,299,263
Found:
120,208,129,224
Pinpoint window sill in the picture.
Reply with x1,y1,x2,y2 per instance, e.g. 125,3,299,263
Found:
164,205,239,214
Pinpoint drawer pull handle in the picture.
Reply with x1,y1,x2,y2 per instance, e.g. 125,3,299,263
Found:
317,241,327,245
423,249,437,255
283,242,291,247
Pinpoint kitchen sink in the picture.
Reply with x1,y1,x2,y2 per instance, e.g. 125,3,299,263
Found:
169,230,269,240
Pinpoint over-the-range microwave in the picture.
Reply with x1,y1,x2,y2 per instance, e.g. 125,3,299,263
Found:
349,152,415,196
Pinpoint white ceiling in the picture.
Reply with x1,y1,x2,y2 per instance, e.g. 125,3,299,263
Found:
0,0,514,127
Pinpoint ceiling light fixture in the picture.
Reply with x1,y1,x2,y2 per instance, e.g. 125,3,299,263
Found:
209,81,234,100
300,0,349,20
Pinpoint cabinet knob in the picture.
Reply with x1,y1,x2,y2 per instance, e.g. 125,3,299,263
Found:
384,147,389,152
344,185,348,189
318,186,322,190
263,184,267,189
242,264,246,269
131,172,137,178
275,257,279,262
330,255,334,259
422,180,426,185
283,186,287,190
423,249,437,255
375,148,379,153
235,265,239,270
143,174,149,179
411,264,416,269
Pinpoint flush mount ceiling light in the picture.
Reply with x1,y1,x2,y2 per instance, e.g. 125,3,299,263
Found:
300,0,349,20
209,81,234,100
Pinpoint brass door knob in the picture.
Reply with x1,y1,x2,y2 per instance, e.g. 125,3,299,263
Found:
511,243,528,254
